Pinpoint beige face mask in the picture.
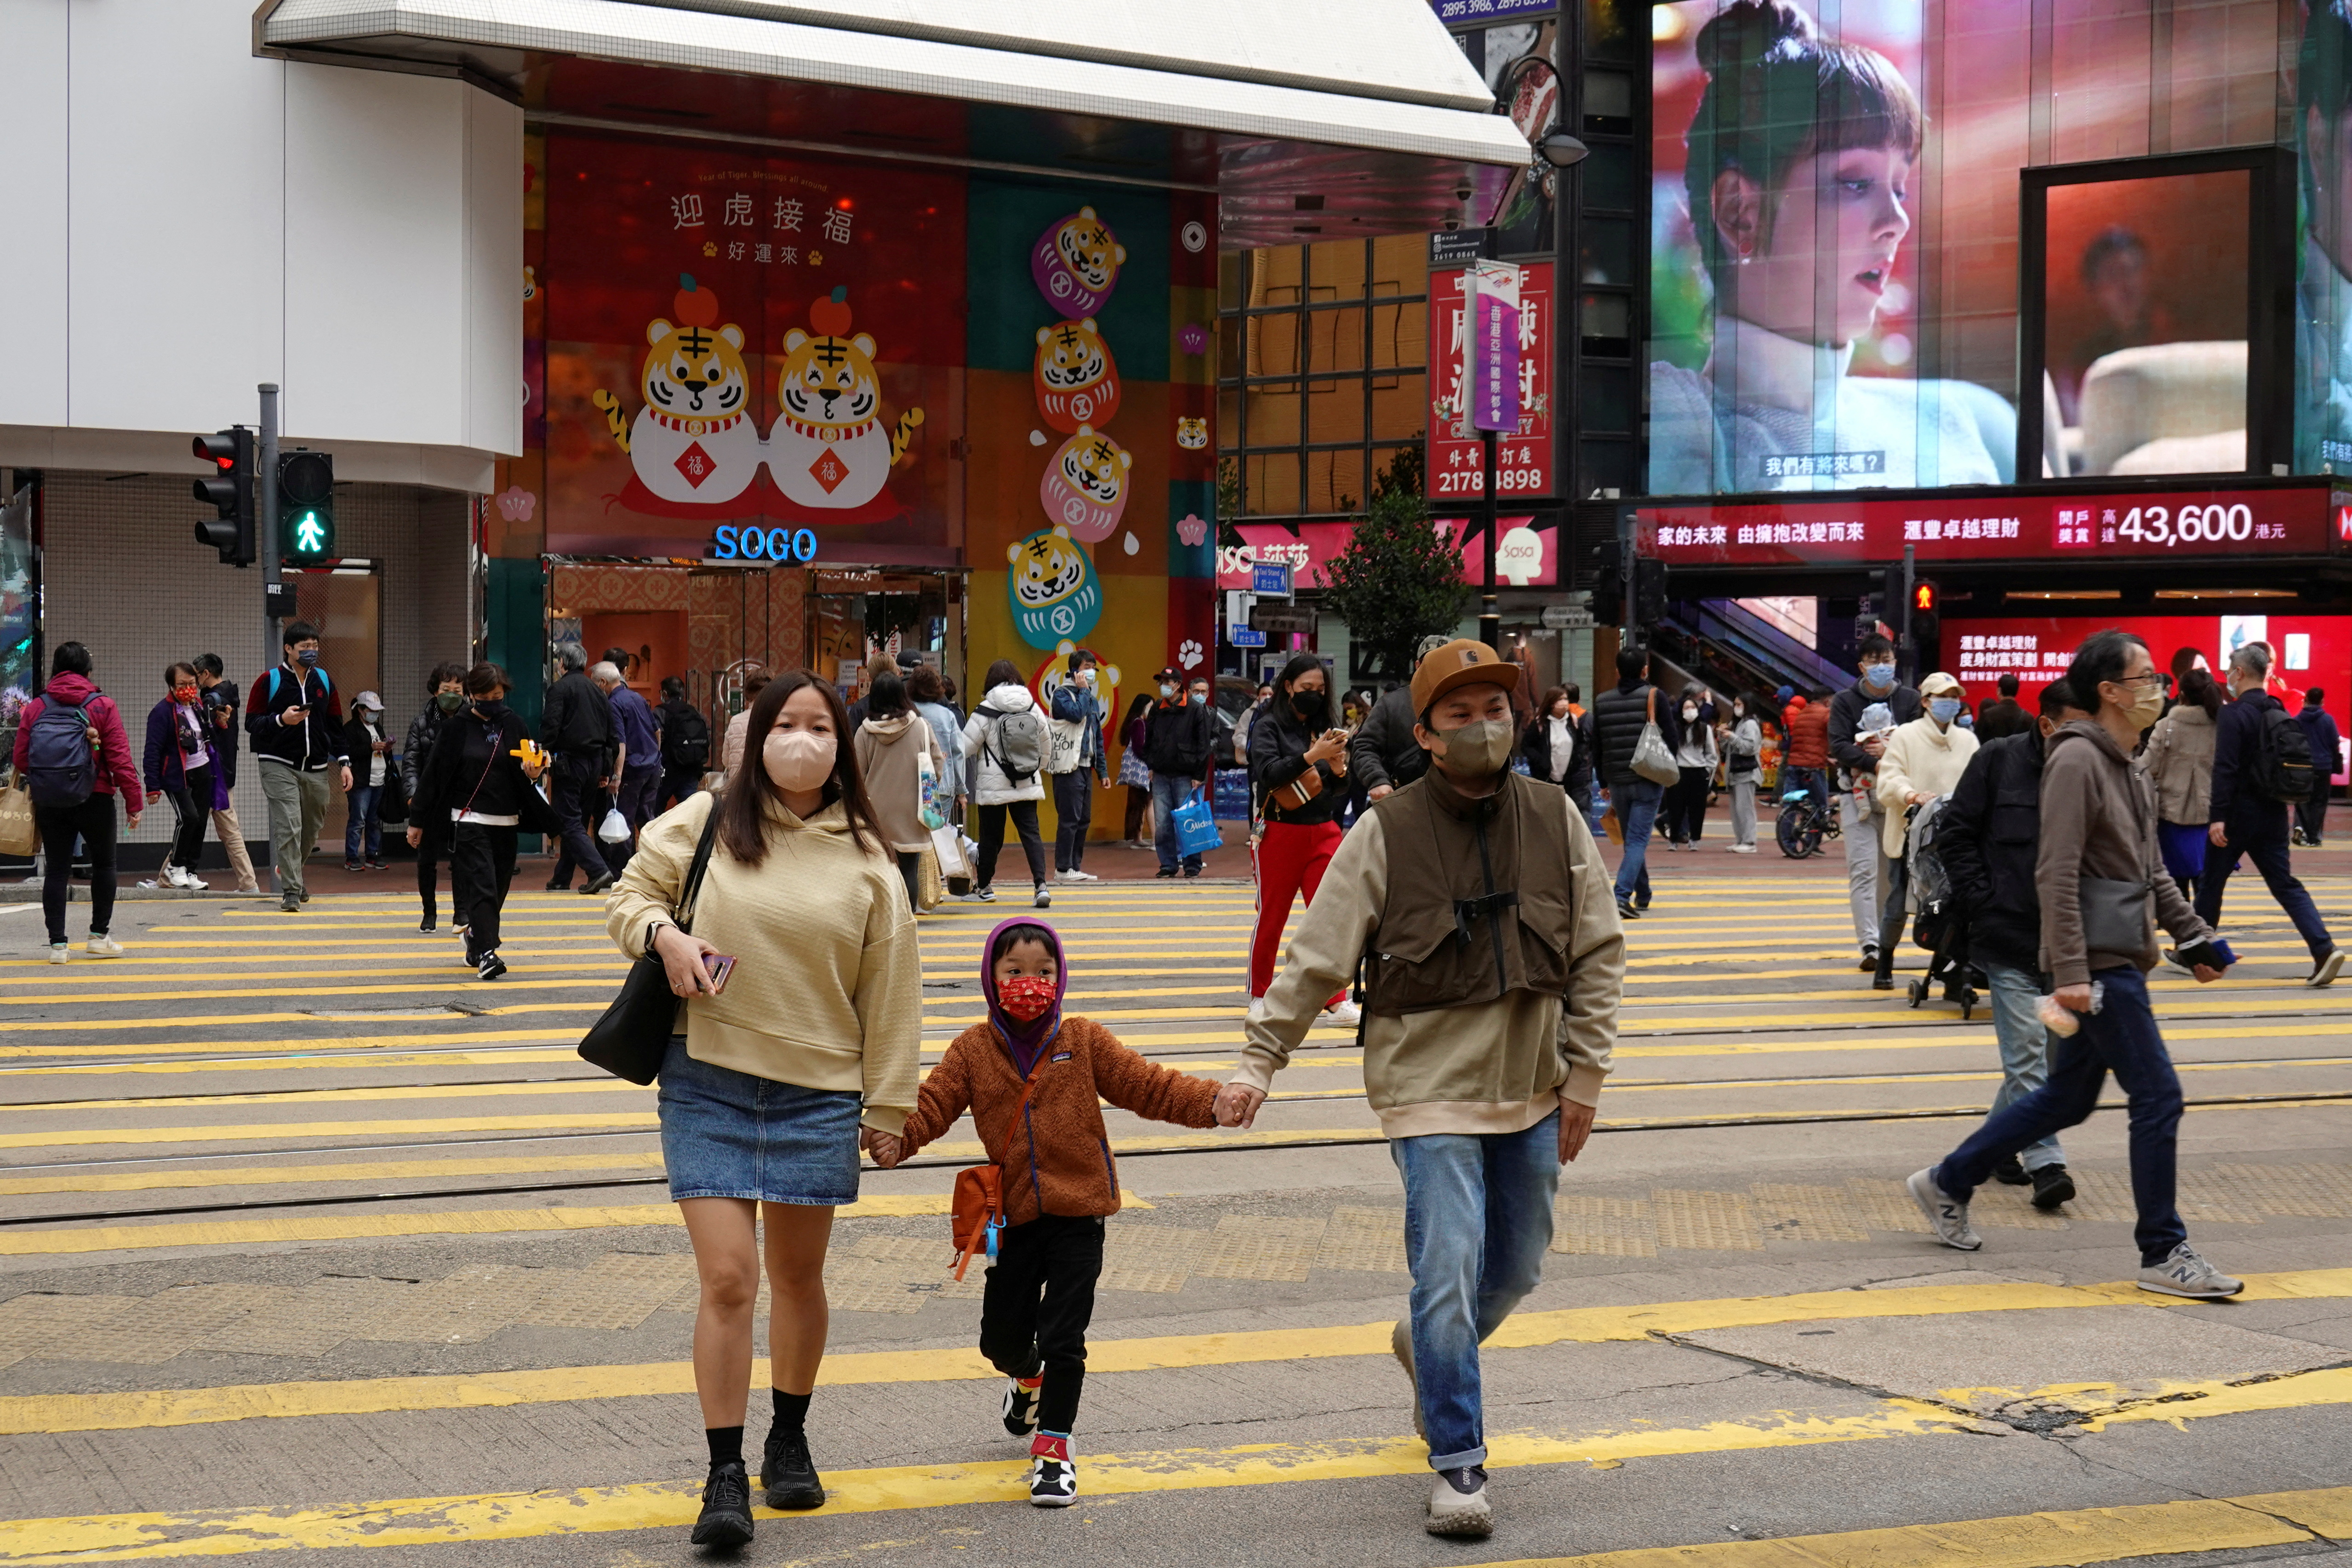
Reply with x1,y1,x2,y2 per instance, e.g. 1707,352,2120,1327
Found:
1433,717,1514,777
2123,682,2164,730
763,728,834,793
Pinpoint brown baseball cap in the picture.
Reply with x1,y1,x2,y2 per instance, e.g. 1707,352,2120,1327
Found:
1410,638,1520,716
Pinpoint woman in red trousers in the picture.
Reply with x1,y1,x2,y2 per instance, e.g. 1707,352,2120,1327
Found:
1247,653,1355,1022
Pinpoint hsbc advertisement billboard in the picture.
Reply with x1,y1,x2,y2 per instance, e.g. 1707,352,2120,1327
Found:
1634,485,2352,567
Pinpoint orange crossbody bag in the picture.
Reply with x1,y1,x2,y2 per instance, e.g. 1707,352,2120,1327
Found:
949,1061,1047,1281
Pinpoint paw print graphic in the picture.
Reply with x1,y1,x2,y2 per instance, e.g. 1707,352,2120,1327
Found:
1176,513,1207,547
1179,639,1204,671
496,485,537,522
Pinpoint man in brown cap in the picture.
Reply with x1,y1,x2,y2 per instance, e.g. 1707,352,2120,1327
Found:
1213,639,1623,1540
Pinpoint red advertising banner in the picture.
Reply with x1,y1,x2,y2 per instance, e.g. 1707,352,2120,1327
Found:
1214,518,1553,589
1429,262,1553,503
1637,486,2345,566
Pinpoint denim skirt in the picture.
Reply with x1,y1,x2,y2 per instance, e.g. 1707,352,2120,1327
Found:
655,1036,863,1205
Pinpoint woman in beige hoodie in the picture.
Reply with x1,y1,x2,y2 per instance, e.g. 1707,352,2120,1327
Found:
2141,666,2220,897
1869,671,1979,988
607,670,921,1546
853,667,943,912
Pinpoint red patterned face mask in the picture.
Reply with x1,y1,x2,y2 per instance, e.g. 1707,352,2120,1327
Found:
998,975,1056,1022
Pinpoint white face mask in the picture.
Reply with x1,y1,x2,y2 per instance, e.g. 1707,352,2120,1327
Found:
1077,667,1096,686
762,728,834,793
1681,706,1698,722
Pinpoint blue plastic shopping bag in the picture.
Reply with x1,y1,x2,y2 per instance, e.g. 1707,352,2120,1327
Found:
1172,791,1223,858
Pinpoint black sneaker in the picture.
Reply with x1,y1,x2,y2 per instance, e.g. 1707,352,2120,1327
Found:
1858,945,1878,973
418,916,437,933
581,871,619,895
759,1426,824,1510
1155,867,1178,878
1992,1154,2030,1186
690,1460,754,1547
2030,1163,2076,1211
1871,972,1894,991
544,878,570,891
476,951,507,982
1616,901,1642,921
1184,866,1202,878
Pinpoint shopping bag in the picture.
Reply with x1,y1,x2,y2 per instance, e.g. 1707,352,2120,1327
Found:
597,806,631,843
915,847,944,911
1044,718,1085,775
929,821,969,880
1172,790,1222,858
1211,767,1251,821
0,773,36,858
1631,688,1679,786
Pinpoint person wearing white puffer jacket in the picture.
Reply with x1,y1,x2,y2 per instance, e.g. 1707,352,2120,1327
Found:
961,658,1051,908
1869,671,1980,990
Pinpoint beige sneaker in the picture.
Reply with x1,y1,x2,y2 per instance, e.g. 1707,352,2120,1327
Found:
1426,1468,1492,1537
85,936,126,959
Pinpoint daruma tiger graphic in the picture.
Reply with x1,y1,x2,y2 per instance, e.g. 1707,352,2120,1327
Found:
764,287,923,515
1039,424,1133,544
1176,417,1208,450
1006,525,1102,647
592,275,763,508
1029,206,1126,317
1032,317,1121,433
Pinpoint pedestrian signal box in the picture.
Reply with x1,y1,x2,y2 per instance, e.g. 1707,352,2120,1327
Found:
280,449,336,560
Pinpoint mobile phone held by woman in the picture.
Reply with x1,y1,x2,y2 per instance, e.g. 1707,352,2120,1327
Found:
701,952,737,994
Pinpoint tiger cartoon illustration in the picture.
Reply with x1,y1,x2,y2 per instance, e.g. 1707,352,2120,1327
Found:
1176,416,1208,450
1033,317,1121,433
1039,424,1133,544
1006,524,1103,646
763,286,923,517
592,275,763,511
1029,206,1127,316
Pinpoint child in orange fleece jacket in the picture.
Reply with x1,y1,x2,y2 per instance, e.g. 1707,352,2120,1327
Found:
883,917,1219,1507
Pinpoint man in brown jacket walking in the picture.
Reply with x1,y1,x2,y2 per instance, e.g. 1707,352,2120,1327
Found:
1908,630,2243,1300
1215,639,1624,1539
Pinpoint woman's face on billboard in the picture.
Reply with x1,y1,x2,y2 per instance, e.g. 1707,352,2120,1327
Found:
1713,145,1913,348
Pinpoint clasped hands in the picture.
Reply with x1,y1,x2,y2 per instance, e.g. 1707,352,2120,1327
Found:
861,1127,904,1168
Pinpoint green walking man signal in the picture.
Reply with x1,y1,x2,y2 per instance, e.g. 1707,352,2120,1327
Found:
278,449,336,560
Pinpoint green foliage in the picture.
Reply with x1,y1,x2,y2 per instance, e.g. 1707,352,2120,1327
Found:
1372,443,1425,502
1320,488,1464,681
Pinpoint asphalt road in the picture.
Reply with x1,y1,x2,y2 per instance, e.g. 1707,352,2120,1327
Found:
2,831,2350,1568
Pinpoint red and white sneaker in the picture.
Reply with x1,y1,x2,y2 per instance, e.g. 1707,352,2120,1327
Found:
1000,1374,1043,1435
1028,1431,1078,1506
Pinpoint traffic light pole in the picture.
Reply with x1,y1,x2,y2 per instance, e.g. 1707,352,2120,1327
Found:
260,383,280,667
1617,511,1635,645
1477,427,1500,650
1898,542,1917,685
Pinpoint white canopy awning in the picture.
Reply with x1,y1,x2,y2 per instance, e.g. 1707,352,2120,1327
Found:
259,0,1528,243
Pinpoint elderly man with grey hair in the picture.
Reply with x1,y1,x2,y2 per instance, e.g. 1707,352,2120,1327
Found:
2197,640,2343,986
593,660,663,874
542,643,617,894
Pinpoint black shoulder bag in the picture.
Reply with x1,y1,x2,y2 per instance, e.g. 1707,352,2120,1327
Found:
577,804,723,1085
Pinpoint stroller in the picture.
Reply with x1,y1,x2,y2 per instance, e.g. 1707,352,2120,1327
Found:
1901,795,1982,1018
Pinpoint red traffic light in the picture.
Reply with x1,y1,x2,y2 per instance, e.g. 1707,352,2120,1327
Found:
1911,581,1939,613
193,433,238,473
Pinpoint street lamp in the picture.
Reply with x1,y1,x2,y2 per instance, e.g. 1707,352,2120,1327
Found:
1537,132,1590,169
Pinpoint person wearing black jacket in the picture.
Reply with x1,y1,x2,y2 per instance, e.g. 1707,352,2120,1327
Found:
245,621,352,912
2199,643,2342,985
657,676,712,808
1248,653,1353,1015
1348,635,1451,800
403,663,467,932
541,643,617,894
1828,635,1922,970
1591,647,1681,920
411,662,560,980
1935,679,2084,1211
1521,685,1591,800
1141,667,1214,877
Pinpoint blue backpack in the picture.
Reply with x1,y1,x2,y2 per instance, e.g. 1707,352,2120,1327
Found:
24,693,96,809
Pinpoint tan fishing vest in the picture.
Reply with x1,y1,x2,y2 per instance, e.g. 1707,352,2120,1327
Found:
1361,769,1578,1015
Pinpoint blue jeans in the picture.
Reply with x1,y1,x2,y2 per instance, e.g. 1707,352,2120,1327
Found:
2195,835,2334,963
1152,773,1202,873
1980,960,2063,1172
1782,765,1826,814
1391,1111,1560,1471
343,784,381,863
1935,966,2184,1266
1610,778,1661,907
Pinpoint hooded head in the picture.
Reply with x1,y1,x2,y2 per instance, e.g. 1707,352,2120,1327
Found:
982,918,1068,1070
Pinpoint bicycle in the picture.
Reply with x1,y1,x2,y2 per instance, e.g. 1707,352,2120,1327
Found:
1774,787,1838,859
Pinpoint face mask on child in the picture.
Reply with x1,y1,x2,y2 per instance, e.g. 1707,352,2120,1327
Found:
998,975,1056,1021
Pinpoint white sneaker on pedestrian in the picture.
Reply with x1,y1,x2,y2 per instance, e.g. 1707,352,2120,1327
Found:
1727,842,1756,853
2308,948,2344,988
1055,870,1086,882
1033,885,1051,909
46,944,69,964
1906,1167,1982,1251
177,869,210,890
1425,1467,1492,1538
1073,869,1099,881
1028,1435,1078,1507
84,936,126,959
136,877,166,890
2139,1243,2244,1299
1323,998,1362,1026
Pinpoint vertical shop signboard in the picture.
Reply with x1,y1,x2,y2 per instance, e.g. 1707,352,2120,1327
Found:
1429,262,1552,501
1469,259,1523,433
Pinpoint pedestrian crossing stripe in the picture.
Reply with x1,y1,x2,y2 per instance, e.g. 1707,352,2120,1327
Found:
2,1407,2347,1560
4,1269,2344,1436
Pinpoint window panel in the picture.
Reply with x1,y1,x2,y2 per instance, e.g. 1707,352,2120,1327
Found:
1309,239,1368,302
1217,317,1242,380
1219,251,1243,312
1371,373,1427,441
1371,445,1419,496
1583,71,1633,135
1248,380,1301,447
1370,234,1428,297
1307,377,1364,445
1578,217,1631,287
1308,448,1367,515
1217,388,1240,446
1580,439,1633,498
1246,453,1299,516
1581,141,1633,211
1307,306,1366,374
1581,292,1632,356
1370,300,1427,370
1250,245,1303,307
1580,365,1631,433
1248,314,1299,377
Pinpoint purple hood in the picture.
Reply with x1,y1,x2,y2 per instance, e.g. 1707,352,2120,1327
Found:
981,915,1067,1075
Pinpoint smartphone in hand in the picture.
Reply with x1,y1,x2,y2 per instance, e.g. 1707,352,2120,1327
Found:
701,952,737,994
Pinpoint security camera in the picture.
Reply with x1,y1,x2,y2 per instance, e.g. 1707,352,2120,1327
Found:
1453,180,1475,203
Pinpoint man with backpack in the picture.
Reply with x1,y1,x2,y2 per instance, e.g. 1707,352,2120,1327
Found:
245,621,352,912
13,642,142,961
656,675,710,808
1140,666,1215,878
540,643,617,895
2199,641,2342,986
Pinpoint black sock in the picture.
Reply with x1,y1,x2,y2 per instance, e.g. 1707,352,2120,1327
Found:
706,1425,743,1467
772,1387,811,1434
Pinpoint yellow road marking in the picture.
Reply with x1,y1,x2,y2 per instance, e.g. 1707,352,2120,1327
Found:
7,1268,2347,1437
0,1151,670,1196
